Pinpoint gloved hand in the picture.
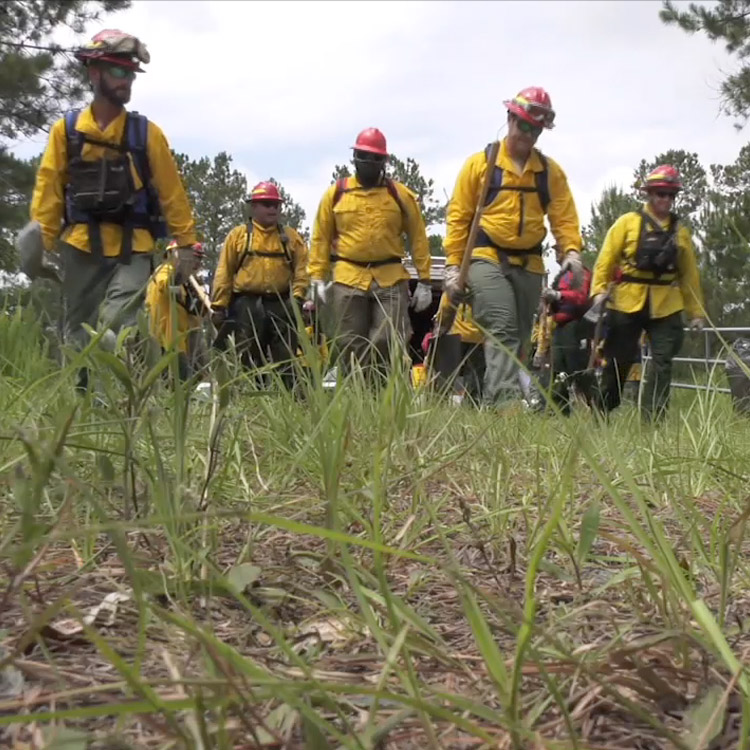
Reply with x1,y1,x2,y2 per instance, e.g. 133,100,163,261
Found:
174,243,204,285
689,317,706,331
302,299,316,313
421,331,435,354
560,250,584,290
410,281,433,313
310,279,331,305
542,288,561,303
211,307,227,329
444,265,467,304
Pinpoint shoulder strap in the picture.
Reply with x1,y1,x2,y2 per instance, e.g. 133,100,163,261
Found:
534,150,550,212
64,110,84,159
484,142,503,207
278,224,293,266
332,177,348,207
384,178,406,218
234,223,253,274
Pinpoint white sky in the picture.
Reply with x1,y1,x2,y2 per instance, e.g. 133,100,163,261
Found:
10,0,745,241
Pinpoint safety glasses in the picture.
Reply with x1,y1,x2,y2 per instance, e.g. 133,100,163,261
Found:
652,191,678,199
353,150,386,164
514,116,543,136
105,64,136,81
514,99,555,129
255,200,281,208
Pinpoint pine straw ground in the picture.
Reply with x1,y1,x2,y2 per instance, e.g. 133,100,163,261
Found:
1,372,750,749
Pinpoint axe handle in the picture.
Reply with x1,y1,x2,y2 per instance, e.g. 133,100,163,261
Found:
188,275,213,316
436,139,501,334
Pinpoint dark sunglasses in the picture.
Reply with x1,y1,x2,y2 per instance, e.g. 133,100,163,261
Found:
105,64,136,81
512,116,542,136
653,191,677,199
353,150,386,163
255,200,280,208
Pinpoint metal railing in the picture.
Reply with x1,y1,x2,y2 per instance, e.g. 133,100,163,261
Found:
643,326,750,394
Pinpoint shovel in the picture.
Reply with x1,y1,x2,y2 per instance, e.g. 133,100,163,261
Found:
427,139,501,385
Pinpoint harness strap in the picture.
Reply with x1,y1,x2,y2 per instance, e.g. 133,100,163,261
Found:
235,223,293,275
619,273,677,287
475,228,543,269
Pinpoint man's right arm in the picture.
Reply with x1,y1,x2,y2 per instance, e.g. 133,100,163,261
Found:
444,153,481,267
211,227,242,310
30,119,67,252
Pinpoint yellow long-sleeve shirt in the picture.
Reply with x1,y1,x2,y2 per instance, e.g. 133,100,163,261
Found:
444,138,582,275
145,261,202,354
308,176,431,290
31,105,196,255
591,205,704,319
211,221,308,309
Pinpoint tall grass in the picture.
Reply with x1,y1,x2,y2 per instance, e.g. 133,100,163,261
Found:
1,312,749,749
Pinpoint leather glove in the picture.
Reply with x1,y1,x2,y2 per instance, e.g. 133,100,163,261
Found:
689,317,706,332
310,279,331,305
174,244,204,285
444,265,467,304
542,288,561,303
410,281,433,313
211,308,227,329
560,250,584,290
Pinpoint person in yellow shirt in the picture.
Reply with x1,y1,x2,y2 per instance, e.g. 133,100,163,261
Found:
590,165,705,420
308,128,432,380
145,240,208,382
444,86,584,407
29,29,198,393
211,181,308,389
428,294,486,403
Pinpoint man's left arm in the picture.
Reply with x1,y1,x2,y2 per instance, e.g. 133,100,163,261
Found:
546,160,582,255
399,185,431,282
676,227,705,320
146,121,197,246
289,229,310,301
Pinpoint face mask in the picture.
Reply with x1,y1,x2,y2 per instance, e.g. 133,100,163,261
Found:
355,161,383,188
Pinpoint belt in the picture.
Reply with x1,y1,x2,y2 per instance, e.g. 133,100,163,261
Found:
619,273,676,287
474,228,542,268
330,254,403,268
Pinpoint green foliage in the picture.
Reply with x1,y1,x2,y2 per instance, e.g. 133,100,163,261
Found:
0,149,38,271
173,151,248,267
697,144,750,325
581,184,639,264
267,177,309,243
0,0,131,141
660,0,750,127
632,149,708,220
428,234,444,256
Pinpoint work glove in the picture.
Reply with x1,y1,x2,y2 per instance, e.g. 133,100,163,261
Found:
560,250,584,290
174,244,204,285
689,317,706,332
211,307,227,329
444,265,467,304
410,281,433,313
583,292,609,325
310,279,331,306
542,288,561,303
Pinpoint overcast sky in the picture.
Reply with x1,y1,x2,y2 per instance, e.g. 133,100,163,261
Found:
11,0,745,243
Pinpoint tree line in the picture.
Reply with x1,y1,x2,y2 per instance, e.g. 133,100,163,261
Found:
2,0,750,328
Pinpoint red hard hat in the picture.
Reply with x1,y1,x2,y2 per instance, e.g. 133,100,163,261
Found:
75,29,149,72
248,181,282,203
351,127,388,156
643,164,683,192
504,86,555,129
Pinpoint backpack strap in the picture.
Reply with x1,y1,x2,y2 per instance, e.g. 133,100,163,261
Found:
64,110,84,160
332,177,348,207
535,151,550,213
483,144,550,212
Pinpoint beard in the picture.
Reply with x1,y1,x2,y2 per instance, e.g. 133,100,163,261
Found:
99,77,131,106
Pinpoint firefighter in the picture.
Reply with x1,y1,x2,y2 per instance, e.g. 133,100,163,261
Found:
308,128,432,381
444,86,584,407
423,295,486,404
591,165,706,420
211,181,309,389
541,244,593,414
145,240,208,381
28,29,198,393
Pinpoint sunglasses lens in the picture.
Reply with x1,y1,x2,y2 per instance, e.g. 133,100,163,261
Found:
108,65,134,80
